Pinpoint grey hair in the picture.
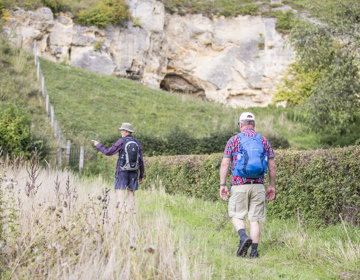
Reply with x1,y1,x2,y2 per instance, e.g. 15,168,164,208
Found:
240,120,255,127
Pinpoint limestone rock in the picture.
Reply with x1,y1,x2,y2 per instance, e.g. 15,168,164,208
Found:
5,0,295,108
164,14,294,107
71,47,116,75
128,0,165,32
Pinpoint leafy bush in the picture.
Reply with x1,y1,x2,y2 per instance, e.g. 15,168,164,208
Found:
262,10,295,34
76,0,130,28
0,104,51,160
218,3,258,17
1,0,42,10
0,104,31,157
42,0,64,13
161,0,260,18
318,119,360,147
273,62,322,106
143,146,360,226
275,10,294,33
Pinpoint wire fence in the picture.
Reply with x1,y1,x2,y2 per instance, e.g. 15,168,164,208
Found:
32,40,85,172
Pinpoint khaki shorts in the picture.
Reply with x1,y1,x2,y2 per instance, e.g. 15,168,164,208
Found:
228,183,266,222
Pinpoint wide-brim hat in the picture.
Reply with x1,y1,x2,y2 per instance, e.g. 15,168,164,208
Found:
119,123,134,133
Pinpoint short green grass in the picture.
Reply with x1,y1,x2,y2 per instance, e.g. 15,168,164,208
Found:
137,184,360,279
39,57,320,149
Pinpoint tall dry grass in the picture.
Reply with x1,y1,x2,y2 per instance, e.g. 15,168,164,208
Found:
0,153,208,279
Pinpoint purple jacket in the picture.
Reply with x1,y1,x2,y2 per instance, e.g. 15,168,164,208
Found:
96,135,145,178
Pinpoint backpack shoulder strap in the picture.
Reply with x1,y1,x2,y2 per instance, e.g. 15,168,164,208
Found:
232,133,245,157
237,133,245,139
255,133,262,139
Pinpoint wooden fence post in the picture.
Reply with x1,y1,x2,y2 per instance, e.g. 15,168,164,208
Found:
42,76,45,96
46,95,49,115
66,140,71,165
58,148,62,167
79,147,84,174
34,40,37,65
37,63,40,81
50,106,54,127
54,120,58,139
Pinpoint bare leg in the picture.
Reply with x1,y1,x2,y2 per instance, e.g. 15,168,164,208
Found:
249,221,260,243
231,217,246,231
128,191,135,213
116,189,126,212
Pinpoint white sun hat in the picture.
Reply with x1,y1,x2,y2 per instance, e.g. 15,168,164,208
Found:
239,112,255,121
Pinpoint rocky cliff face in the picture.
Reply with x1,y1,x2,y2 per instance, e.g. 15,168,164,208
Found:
4,0,294,107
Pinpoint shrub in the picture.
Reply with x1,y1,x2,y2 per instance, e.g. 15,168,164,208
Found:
0,104,50,159
218,3,258,17
275,10,294,32
94,41,100,51
143,146,360,226
273,62,322,106
132,16,145,27
257,42,265,50
1,0,43,10
42,0,64,13
0,104,31,157
262,10,294,34
76,0,130,28
319,120,360,147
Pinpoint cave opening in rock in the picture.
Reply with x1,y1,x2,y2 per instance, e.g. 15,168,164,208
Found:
160,74,206,99
68,47,71,60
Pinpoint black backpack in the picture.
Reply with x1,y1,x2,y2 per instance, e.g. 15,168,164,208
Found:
118,137,140,171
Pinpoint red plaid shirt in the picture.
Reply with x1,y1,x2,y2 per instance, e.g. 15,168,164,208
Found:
223,128,275,186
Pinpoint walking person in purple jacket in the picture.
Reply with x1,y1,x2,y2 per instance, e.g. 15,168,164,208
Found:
92,123,145,214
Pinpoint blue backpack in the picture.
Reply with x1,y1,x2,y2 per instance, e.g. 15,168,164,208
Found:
232,133,268,179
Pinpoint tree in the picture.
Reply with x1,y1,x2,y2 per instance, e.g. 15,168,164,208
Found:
286,0,360,134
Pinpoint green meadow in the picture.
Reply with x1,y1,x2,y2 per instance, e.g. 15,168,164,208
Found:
137,183,360,279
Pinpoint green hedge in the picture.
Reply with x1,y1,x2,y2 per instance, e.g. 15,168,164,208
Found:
101,130,290,157
143,146,360,226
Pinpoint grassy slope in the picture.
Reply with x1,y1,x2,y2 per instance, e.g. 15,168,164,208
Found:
39,57,320,150
138,186,360,279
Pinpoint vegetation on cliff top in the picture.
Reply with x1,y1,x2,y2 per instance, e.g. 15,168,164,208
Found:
1,0,295,32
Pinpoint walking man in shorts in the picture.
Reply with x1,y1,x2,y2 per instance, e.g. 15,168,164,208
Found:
92,123,144,213
219,112,276,258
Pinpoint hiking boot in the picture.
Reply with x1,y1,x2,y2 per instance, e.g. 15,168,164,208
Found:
237,237,252,257
249,249,259,259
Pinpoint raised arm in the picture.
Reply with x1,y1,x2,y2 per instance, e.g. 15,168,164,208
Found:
95,138,123,156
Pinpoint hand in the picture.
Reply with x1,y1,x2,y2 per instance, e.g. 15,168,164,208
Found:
266,186,276,201
139,178,144,184
91,140,99,146
220,186,229,201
